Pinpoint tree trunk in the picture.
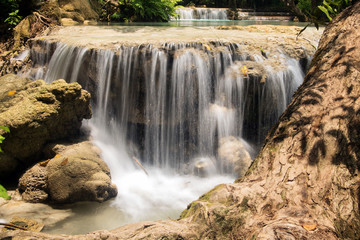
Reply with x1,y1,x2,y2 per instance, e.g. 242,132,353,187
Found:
179,2,360,239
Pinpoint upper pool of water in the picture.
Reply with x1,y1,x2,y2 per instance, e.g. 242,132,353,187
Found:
38,21,322,51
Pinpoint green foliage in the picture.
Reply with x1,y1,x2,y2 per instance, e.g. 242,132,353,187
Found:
317,0,350,21
114,0,181,22
0,184,11,200
297,0,350,23
5,9,22,28
0,0,22,28
297,0,351,39
0,126,10,153
297,0,312,15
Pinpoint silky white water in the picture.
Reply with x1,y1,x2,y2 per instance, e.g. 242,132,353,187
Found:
24,27,318,233
44,121,233,235
175,8,228,20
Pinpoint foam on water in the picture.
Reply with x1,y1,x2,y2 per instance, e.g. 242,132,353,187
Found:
44,122,233,234
25,36,311,234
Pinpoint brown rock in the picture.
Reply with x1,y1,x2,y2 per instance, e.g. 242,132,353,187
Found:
59,0,99,22
18,165,48,203
218,136,252,177
0,74,91,180
18,140,117,204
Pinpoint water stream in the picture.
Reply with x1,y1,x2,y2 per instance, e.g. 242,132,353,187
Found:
175,8,228,20
23,25,315,234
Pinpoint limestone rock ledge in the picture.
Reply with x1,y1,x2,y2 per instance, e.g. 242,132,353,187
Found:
0,74,92,180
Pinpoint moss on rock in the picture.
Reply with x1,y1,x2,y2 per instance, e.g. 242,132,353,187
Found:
0,74,91,180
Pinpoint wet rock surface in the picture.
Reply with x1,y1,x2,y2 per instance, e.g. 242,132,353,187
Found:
218,136,252,177
0,192,73,230
18,165,48,203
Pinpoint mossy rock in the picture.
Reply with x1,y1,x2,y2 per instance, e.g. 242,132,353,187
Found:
0,75,91,180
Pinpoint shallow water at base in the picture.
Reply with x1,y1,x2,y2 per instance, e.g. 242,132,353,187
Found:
44,170,233,235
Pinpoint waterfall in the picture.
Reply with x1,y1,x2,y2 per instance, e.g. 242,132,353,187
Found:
26,39,309,231
28,40,307,174
175,8,228,20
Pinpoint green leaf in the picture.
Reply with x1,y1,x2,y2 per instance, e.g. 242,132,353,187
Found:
323,0,335,14
0,184,11,200
318,5,333,21
0,126,10,132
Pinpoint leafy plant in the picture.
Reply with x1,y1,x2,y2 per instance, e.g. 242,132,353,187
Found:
114,0,181,22
297,0,351,39
0,0,22,27
297,0,312,15
0,126,10,153
5,9,22,28
317,0,350,21
0,184,11,200
297,0,350,23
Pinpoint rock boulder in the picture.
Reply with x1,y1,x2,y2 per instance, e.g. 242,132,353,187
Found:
218,136,252,177
19,140,117,203
0,74,91,180
59,0,99,24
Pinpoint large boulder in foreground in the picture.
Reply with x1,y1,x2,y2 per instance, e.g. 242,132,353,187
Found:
0,74,91,180
19,141,117,203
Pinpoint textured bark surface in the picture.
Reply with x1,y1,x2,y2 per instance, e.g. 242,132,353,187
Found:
183,2,360,239
0,2,359,240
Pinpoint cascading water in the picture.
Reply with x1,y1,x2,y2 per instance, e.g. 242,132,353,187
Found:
25,37,308,233
175,8,228,20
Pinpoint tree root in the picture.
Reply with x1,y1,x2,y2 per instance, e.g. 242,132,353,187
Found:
33,12,52,27
0,222,28,231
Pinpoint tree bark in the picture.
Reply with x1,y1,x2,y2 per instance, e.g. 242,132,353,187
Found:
182,2,360,239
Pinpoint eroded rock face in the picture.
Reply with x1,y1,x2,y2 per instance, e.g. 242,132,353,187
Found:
59,0,99,24
18,141,117,203
0,74,91,180
18,165,48,203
